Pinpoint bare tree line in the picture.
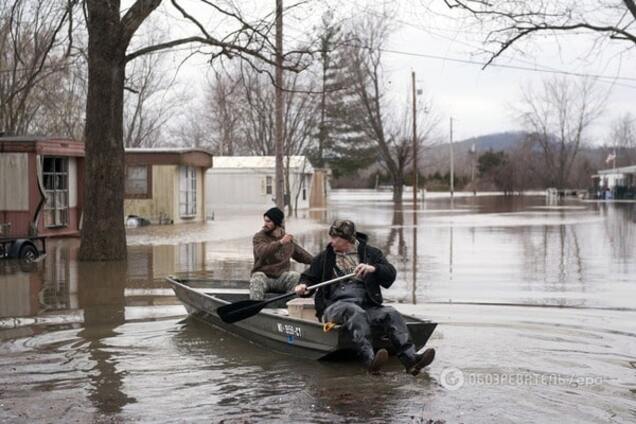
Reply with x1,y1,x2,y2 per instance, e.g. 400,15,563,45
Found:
1,0,635,261
0,0,82,137
2,0,314,261
441,0,636,68
193,11,440,204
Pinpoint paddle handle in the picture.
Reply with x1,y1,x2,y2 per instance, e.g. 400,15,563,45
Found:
260,272,356,305
305,272,356,291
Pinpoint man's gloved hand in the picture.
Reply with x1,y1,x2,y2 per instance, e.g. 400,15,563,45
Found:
294,283,308,296
354,263,376,278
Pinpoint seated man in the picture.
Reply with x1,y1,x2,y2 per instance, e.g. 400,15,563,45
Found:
294,219,435,375
249,207,313,300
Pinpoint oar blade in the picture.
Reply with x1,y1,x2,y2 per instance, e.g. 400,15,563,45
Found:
217,299,265,323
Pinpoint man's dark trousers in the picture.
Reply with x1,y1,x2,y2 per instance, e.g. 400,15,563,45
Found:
322,301,417,365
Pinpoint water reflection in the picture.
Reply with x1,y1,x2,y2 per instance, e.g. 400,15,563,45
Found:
77,261,134,414
170,318,432,422
0,240,206,333
383,207,406,258
1,194,635,423
2,195,634,323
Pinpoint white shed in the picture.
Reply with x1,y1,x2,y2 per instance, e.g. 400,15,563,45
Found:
206,156,314,213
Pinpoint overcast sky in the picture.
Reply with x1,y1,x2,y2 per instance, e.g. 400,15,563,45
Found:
152,0,635,146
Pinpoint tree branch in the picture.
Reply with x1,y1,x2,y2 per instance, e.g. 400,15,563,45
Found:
121,0,162,46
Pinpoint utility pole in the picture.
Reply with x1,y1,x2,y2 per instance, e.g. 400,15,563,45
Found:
470,143,476,195
275,0,284,209
449,117,454,197
412,71,418,219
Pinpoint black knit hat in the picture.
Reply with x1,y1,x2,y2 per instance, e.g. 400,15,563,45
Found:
264,207,284,226
329,219,356,242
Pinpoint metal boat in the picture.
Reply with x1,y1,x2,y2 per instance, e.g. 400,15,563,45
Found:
167,276,437,360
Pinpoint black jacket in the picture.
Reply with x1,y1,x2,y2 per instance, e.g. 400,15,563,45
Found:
300,232,396,320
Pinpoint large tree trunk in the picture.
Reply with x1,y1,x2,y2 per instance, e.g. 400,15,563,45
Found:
392,173,404,204
79,2,127,261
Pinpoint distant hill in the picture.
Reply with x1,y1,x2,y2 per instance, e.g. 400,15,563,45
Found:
421,131,529,175
455,131,529,152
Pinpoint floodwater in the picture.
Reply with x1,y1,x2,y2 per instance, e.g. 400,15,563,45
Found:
1,191,635,423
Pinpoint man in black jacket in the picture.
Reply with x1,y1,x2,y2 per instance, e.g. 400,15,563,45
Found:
294,219,435,375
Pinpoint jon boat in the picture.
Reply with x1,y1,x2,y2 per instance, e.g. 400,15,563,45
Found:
166,275,437,360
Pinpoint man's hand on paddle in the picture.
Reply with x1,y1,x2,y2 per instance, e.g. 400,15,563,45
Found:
280,234,294,245
294,283,309,296
354,263,376,278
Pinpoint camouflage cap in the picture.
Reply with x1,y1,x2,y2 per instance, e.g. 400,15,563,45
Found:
329,219,356,242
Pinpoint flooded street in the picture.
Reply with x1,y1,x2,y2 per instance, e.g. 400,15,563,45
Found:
1,191,635,423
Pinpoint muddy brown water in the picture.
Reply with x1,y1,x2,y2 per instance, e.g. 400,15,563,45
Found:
1,191,635,423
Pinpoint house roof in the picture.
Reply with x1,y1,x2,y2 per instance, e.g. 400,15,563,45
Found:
0,136,84,156
125,148,213,168
212,156,312,171
597,165,636,175
125,147,213,155
0,135,77,142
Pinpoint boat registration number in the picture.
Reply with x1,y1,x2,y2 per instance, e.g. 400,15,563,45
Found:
276,323,302,338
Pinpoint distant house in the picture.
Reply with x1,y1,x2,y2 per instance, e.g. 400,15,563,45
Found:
205,156,326,212
592,165,636,199
0,136,84,238
124,148,213,224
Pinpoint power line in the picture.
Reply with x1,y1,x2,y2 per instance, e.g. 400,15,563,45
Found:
377,46,636,87
325,7,636,89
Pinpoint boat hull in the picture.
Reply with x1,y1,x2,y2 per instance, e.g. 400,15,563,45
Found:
168,276,437,360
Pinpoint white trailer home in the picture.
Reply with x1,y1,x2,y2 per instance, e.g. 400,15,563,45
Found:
205,156,315,214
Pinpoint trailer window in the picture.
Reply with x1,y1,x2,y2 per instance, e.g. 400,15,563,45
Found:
266,176,273,195
179,166,196,218
125,165,151,198
42,157,69,227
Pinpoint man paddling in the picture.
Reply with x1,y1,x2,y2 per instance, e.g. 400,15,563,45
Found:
294,219,435,375
249,207,313,300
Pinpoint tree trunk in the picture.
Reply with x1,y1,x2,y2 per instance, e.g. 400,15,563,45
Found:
392,173,404,204
79,2,127,261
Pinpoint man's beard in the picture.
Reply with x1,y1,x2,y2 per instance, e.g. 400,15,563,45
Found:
266,226,284,237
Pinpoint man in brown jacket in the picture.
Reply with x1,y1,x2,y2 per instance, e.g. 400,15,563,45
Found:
249,207,313,300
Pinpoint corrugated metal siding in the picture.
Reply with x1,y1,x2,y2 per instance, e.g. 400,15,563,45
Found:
1,211,31,237
0,153,29,211
157,165,176,222
124,165,175,223
205,169,311,210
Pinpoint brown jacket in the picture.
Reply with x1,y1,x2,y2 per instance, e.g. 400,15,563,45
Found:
251,228,313,278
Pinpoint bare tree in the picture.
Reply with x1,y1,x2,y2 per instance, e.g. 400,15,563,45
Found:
213,63,318,159
237,65,277,156
29,60,86,140
0,0,76,135
283,72,318,214
442,0,636,67
124,46,180,148
343,14,437,203
607,113,636,165
518,77,605,188
170,101,214,149
207,72,242,155
78,0,310,261
233,64,318,214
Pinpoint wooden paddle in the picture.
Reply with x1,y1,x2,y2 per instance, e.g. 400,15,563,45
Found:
217,272,355,323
